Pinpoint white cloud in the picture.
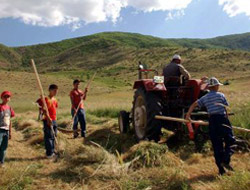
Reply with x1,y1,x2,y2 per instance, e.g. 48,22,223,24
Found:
219,0,250,17
127,0,192,12
0,0,125,27
0,0,193,28
165,10,185,21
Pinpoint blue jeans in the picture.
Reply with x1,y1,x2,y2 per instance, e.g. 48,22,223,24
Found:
71,108,86,137
0,129,9,164
43,120,57,156
209,115,235,171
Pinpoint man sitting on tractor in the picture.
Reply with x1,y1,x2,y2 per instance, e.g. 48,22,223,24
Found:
163,54,191,85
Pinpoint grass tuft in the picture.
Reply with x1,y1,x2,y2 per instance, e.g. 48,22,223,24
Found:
218,171,250,190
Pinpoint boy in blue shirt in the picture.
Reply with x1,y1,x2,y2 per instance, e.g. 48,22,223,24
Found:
186,77,235,175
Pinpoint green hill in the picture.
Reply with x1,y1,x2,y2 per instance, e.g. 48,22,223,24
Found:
0,44,21,69
0,32,250,71
206,32,250,51
170,32,250,50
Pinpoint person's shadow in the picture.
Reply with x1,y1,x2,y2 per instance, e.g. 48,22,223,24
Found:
6,156,46,162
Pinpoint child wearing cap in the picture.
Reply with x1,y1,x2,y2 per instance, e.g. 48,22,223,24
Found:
37,84,58,158
70,79,88,139
0,91,15,167
186,77,236,175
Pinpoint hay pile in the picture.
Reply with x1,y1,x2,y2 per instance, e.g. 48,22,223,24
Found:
16,119,40,131
57,118,71,129
63,143,128,179
16,119,44,145
122,141,181,169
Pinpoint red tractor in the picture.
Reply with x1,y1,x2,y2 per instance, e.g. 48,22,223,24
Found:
119,63,210,150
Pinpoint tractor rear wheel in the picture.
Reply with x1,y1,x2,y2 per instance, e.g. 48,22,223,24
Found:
132,88,163,142
118,110,130,133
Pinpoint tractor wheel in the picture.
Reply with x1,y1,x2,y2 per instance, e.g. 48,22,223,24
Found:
118,110,130,133
132,88,163,142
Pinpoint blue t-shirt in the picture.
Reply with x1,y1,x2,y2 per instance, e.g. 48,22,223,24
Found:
197,91,228,115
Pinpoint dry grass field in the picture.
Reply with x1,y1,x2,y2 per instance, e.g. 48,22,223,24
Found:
0,69,249,190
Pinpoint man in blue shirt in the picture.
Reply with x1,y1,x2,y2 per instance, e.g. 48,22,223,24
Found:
186,77,235,175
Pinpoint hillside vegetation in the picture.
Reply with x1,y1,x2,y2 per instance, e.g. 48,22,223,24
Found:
0,44,21,68
0,32,250,72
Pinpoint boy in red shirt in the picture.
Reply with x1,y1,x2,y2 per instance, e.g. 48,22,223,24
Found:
0,91,15,167
70,79,88,138
37,84,58,158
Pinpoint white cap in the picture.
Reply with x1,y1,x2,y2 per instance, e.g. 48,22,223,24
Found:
208,77,223,87
172,54,181,60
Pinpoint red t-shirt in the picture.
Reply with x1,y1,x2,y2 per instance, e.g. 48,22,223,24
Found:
37,97,58,121
0,104,15,130
70,89,84,109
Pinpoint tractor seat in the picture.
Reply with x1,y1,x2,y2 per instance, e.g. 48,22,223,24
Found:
164,77,181,87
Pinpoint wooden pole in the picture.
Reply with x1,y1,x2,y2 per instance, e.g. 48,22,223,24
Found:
155,115,209,125
31,59,58,145
155,115,250,133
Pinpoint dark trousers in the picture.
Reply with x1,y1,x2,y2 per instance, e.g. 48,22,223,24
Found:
72,108,86,137
43,120,57,156
0,129,9,164
209,115,235,171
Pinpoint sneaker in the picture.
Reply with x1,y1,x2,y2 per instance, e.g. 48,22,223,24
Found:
47,153,56,159
222,163,234,171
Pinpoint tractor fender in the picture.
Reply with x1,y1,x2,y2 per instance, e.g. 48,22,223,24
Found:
185,79,207,101
133,79,167,91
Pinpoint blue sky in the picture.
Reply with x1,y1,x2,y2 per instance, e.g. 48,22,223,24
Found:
0,0,250,47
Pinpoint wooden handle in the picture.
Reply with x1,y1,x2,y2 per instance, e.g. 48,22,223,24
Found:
86,72,97,89
31,59,50,118
155,115,250,133
72,72,97,121
31,59,57,144
155,115,209,126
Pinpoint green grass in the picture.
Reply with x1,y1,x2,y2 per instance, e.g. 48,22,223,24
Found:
218,171,250,190
0,164,40,190
231,104,250,130
118,167,191,190
88,108,122,118
231,104,250,139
